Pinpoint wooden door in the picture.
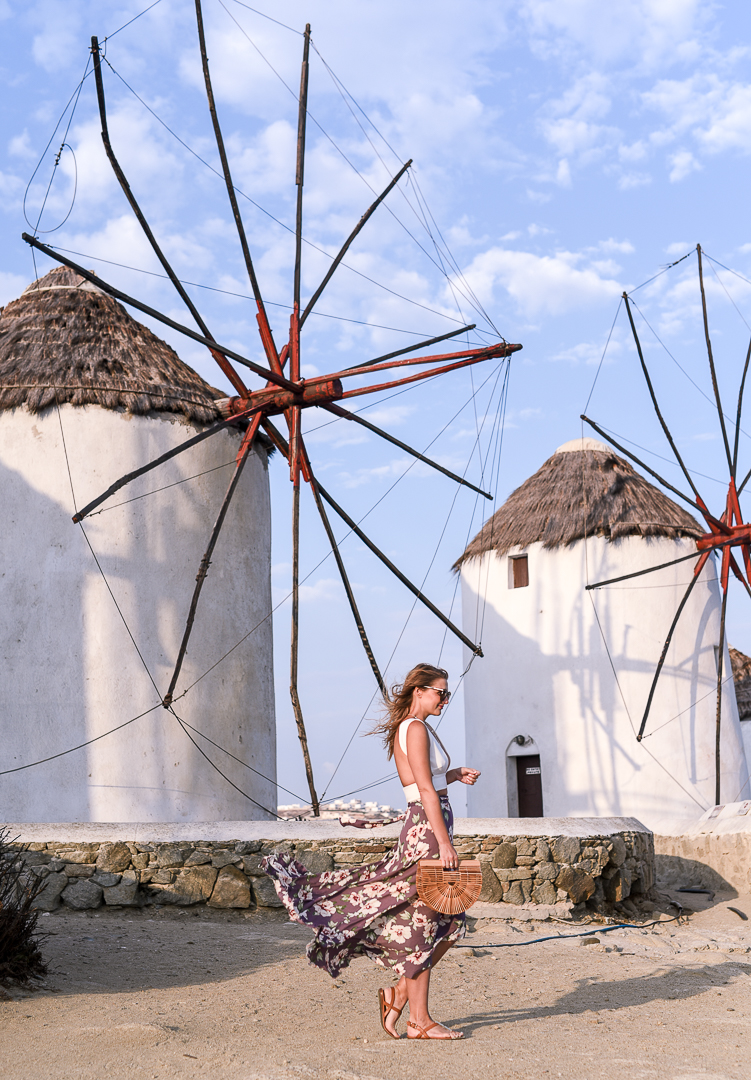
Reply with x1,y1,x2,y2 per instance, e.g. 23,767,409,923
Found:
516,755,543,816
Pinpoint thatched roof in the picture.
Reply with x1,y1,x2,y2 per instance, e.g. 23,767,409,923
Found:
730,647,751,722
0,266,223,424
455,437,703,568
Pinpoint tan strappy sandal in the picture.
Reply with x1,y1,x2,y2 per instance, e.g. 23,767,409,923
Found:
407,1019,464,1040
378,987,404,1039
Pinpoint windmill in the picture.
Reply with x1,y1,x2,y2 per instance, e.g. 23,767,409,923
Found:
23,3,520,816
582,244,751,805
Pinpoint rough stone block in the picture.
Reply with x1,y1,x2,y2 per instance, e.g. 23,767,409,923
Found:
64,864,95,878
296,849,335,875
151,865,218,905
92,872,122,887
536,839,551,862
103,870,139,906
556,866,595,904
95,842,132,874
211,850,237,869
154,844,192,868
62,878,103,910
508,867,533,880
58,847,97,865
551,837,581,864
48,858,66,873
208,866,251,909
515,856,537,866
608,836,627,868
505,881,526,905
514,838,536,857
242,855,266,877
151,869,176,885
235,841,262,855
185,851,212,867
131,853,150,870
605,866,632,903
491,843,517,869
32,872,68,911
478,860,503,903
534,862,558,882
253,875,283,908
532,881,557,905
21,852,51,867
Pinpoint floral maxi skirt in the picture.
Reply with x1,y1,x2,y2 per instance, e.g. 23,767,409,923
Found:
261,796,466,979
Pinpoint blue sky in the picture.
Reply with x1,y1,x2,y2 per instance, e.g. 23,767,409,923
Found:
3,0,751,814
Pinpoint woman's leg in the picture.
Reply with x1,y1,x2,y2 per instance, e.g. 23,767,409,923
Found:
383,938,457,1037
405,939,462,1038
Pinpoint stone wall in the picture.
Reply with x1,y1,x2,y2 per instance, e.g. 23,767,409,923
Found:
10,824,654,914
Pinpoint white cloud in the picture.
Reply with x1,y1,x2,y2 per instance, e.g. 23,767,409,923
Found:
9,131,34,159
556,159,571,186
668,149,700,181
645,74,751,162
521,0,706,70
456,245,623,317
617,171,652,190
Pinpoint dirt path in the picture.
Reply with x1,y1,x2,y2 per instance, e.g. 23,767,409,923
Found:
2,895,750,1080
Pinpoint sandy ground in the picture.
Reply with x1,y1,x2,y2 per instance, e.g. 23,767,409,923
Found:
2,892,750,1080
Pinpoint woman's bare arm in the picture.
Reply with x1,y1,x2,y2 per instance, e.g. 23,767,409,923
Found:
446,767,481,786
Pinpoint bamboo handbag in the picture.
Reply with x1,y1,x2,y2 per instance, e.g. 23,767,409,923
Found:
415,858,482,915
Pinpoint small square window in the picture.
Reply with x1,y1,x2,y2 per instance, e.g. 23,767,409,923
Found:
508,554,529,589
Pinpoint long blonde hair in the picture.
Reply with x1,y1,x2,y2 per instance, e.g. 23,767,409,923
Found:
372,663,449,760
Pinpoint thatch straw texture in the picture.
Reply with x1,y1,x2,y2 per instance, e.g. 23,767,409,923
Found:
730,647,751,722
455,446,702,568
0,267,222,424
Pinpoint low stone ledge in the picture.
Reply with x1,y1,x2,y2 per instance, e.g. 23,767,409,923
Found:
6,817,653,915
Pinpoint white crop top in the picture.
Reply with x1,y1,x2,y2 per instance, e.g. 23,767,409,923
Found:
398,717,450,803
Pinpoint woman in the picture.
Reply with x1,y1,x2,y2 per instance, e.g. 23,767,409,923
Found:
262,662,481,1041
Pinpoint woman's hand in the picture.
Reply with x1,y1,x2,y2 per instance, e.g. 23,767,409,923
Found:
447,766,481,786
438,841,459,870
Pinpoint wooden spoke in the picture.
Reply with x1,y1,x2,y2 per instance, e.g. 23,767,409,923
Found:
698,244,734,473
715,585,729,804
22,236,297,392
623,293,702,501
293,24,311,316
290,472,320,816
72,407,261,523
161,414,264,709
350,324,476,371
323,402,493,499
299,159,413,329
581,413,726,530
90,37,248,398
194,0,281,374
734,337,751,484
636,552,710,741
315,481,483,656
330,340,520,381
585,549,703,591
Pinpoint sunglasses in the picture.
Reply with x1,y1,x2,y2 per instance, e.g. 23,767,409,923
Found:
423,685,451,702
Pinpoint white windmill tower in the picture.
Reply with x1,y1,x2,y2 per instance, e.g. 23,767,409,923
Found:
456,438,750,830
0,267,276,823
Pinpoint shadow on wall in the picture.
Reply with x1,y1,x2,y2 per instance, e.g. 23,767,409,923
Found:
653,853,737,897
0,457,90,820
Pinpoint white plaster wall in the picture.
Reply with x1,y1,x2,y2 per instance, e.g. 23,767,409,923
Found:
460,536,750,829
0,404,276,822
